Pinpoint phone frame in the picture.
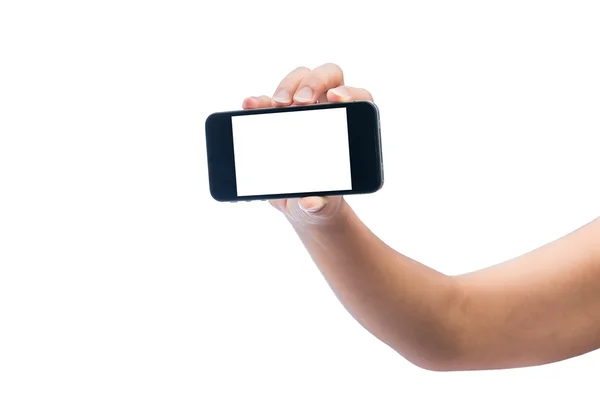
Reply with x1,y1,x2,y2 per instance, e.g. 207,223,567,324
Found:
205,100,383,202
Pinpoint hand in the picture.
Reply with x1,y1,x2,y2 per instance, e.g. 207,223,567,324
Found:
242,63,373,225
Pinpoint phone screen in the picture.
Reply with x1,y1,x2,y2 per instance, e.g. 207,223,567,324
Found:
231,107,352,197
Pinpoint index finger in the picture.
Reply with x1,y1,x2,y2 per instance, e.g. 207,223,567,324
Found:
292,63,345,104
270,66,311,107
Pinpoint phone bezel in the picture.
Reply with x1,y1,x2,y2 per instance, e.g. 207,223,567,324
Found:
205,101,383,202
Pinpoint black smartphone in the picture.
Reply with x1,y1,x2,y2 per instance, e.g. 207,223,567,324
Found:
205,101,383,202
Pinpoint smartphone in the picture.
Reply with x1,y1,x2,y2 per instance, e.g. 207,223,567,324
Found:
205,100,383,202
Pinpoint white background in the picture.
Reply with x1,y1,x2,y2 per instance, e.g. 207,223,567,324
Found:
1,1,599,399
232,108,351,196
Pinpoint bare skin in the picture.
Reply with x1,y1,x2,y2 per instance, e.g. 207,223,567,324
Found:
242,63,600,371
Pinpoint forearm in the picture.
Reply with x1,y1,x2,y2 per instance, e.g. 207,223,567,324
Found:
289,199,464,370
452,217,600,370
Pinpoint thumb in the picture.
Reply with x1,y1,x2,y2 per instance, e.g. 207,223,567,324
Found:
299,196,327,213
286,196,343,224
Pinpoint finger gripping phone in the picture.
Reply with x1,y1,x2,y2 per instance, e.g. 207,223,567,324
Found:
205,101,383,202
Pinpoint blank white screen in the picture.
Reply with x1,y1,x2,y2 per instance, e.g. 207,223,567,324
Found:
231,108,352,196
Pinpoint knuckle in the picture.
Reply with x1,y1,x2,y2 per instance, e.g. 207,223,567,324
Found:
325,62,344,76
293,66,311,74
278,67,310,89
319,62,344,87
322,62,342,71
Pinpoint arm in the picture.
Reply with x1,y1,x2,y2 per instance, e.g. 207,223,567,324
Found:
243,63,600,371
292,199,600,371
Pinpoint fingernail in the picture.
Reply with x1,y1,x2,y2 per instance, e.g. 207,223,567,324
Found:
294,87,313,103
330,87,349,100
299,197,326,213
272,89,290,103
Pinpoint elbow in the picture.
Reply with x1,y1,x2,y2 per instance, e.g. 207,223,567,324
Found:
391,294,474,371
383,323,471,372
398,343,470,372
409,357,469,372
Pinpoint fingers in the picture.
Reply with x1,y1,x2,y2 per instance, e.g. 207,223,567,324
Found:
242,95,272,109
271,66,311,106
327,86,374,103
292,63,345,104
270,63,345,107
243,84,371,111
